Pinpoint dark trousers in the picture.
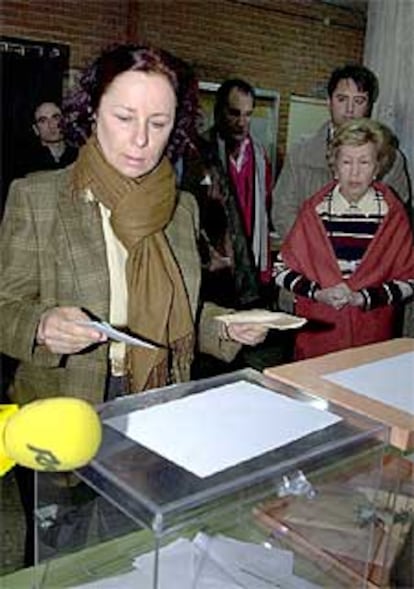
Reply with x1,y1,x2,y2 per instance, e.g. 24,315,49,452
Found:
14,465,133,567
14,375,132,568
14,466,35,567
14,467,98,567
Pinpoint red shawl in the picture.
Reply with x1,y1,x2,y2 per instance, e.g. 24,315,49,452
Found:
281,181,414,359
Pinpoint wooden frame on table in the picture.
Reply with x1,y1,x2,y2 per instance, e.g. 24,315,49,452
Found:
264,338,414,451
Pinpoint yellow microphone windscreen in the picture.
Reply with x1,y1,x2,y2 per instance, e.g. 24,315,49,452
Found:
3,398,102,471
0,405,19,476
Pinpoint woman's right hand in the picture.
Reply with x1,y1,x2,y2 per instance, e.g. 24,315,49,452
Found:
36,307,107,354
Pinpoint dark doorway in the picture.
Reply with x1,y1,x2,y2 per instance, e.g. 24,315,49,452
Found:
0,37,70,217
0,37,70,399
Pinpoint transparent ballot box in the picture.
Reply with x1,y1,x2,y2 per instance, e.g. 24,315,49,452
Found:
26,369,394,589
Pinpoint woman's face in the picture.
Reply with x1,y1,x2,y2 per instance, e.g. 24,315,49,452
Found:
335,142,378,203
96,70,176,178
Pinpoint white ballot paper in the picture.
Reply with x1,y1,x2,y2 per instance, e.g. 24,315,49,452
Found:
71,534,321,589
191,533,321,589
107,381,341,478
76,320,156,348
323,351,414,416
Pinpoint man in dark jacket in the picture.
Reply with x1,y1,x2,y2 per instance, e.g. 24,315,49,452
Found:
19,101,78,175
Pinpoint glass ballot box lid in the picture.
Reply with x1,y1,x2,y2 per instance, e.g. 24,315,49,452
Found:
17,368,396,589
81,368,387,535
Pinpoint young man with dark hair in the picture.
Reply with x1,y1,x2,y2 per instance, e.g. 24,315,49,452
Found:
327,64,379,115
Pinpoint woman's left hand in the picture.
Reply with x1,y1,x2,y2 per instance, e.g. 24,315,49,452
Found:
348,291,365,307
226,323,269,346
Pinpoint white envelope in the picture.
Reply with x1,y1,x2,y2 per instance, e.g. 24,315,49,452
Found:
216,309,307,330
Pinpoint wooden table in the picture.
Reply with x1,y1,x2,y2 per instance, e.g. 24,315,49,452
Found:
264,338,414,451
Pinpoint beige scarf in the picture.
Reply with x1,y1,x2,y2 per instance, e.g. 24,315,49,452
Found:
73,135,194,392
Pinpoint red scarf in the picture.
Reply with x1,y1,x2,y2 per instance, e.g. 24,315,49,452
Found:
281,181,414,359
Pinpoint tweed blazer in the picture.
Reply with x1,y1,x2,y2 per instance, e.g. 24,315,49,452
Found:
272,121,411,240
0,167,239,405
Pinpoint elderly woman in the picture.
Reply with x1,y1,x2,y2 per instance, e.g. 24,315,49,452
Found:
274,118,414,360
0,43,269,565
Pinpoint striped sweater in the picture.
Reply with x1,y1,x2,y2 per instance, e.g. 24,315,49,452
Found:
275,185,414,309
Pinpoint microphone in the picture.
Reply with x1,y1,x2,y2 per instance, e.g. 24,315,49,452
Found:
0,398,102,476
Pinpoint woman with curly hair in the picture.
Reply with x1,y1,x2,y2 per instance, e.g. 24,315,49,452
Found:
1,42,268,404
0,44,269,564
274,118,414,360
62,45,201,168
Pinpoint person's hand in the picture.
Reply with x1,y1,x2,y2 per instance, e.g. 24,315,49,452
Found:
208,245,232,271
348,291,365,308
36,307,107,354
226,322,269,346
314,282,352,310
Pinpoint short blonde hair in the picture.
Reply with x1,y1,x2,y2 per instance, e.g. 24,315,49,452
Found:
327,118,397,178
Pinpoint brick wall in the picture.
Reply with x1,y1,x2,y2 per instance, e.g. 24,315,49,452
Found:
130,0,365,157
1,0,131,67
2,0,365,155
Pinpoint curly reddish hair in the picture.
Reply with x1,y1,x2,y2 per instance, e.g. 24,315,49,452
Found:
63,44,200,163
